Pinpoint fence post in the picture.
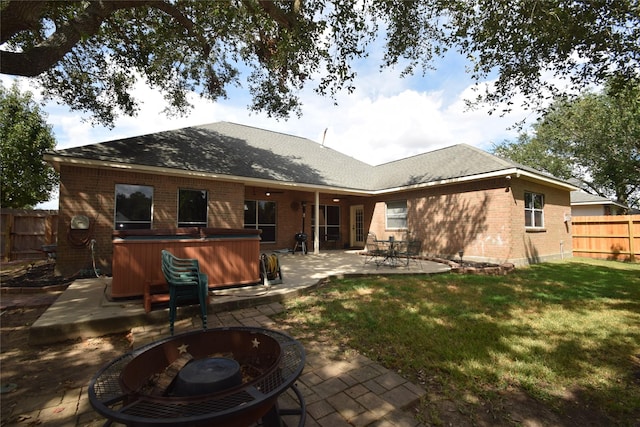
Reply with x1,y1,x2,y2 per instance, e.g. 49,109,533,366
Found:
629,216,636,262
46,214,54,244
2,212,13,261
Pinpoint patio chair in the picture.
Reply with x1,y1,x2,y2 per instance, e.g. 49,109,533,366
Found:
399,240,423,269
161,250,209,335
364,232,386,265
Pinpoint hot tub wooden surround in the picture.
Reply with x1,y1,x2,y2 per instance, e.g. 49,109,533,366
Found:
111,228,261,299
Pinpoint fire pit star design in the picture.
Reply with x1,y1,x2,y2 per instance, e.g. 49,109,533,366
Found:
89,327,305,426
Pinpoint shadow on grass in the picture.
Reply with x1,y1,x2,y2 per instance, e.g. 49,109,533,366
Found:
280,262,640,425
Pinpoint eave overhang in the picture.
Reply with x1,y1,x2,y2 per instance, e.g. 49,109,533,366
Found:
572,200,627,208
44,155,577,197
371,167,578,195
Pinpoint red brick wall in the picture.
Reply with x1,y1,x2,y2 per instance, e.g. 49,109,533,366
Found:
56,165,245,277
367,177,572,265
56,164,572,276
509,178,573,264
57,168,354,276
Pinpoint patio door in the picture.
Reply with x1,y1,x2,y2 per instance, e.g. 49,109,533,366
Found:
350,205,365,248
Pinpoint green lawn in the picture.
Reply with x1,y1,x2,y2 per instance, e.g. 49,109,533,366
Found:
277,258,640,424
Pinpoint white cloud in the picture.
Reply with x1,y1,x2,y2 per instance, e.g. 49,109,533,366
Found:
288,76,533,165
6,56,538,209
35,68,533,166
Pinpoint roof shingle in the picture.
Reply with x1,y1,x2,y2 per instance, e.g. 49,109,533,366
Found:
48,121,570,192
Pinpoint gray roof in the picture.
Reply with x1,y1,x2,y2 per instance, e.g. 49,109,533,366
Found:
373,144,560,189
47,121,572,192
571,191,627,208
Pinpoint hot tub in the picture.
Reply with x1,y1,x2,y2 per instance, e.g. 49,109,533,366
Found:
111,228,261,298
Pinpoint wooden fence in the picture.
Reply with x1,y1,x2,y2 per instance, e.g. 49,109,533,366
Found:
571,215,639,262
1,209,58,262
2,210,637,263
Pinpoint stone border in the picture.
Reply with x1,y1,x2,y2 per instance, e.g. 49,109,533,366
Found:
424,257,516,275
357,251,516,275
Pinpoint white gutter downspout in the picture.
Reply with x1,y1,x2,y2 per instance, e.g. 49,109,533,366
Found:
314,192,320,254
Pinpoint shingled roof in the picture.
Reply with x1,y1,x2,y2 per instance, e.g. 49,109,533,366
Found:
45,121,574,193
570,190,627,209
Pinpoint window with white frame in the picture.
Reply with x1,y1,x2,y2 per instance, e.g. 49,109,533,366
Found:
244,200,276,242
114,184,153,230
524,192,544,228
178,189,208,228
386,200,407,229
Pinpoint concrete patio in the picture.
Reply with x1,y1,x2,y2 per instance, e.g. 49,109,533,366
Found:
28,250,450,345
4,250,451,426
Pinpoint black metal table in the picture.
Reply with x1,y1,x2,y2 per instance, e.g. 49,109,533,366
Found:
88,327,306,427
376,239,406,268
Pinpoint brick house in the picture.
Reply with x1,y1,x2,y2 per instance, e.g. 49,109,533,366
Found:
45,121,576,279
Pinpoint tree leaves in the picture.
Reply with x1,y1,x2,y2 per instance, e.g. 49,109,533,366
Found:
492,80,640,209
1,0,638,126
0,84,58,208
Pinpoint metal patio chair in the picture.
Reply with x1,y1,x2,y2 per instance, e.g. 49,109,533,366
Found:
399,240,423,269
364,232,386,265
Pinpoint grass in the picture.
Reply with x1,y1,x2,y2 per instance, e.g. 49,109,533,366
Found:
276,258,640,424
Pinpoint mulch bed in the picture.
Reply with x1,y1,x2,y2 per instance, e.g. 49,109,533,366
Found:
1,262,74,289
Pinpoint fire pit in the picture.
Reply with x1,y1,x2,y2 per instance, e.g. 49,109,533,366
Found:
89,327,306,426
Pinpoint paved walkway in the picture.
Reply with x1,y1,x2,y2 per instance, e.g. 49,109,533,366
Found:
120,303,427,427
2,251,449,426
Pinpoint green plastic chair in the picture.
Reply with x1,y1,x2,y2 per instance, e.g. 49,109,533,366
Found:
161,250,208,335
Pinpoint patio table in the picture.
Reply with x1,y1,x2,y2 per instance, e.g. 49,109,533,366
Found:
375,239,406,268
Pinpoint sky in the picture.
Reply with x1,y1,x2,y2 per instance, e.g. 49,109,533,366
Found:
3,50,540,210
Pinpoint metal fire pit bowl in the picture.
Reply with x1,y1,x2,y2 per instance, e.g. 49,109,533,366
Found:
119,329,281,400
89,327,306,427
